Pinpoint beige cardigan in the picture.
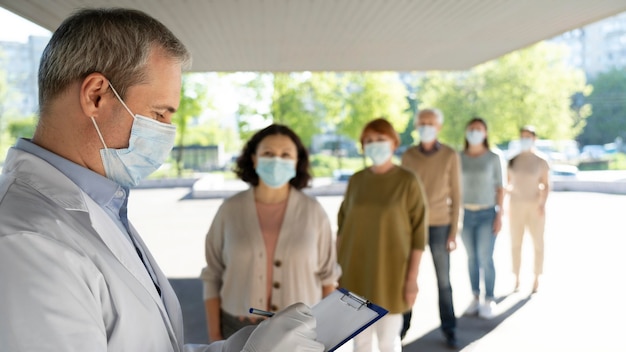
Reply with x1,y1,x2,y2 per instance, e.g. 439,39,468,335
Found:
201,188,341,316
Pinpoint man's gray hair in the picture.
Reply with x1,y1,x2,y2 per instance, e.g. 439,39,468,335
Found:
415,108,444,125
38,7,191,115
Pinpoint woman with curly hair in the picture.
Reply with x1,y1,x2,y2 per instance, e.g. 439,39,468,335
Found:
200,124,341,341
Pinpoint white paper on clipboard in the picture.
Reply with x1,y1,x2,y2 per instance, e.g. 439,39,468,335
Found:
311,288,388,352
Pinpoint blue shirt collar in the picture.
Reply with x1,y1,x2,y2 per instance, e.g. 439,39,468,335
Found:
14,138,128,222
418,140,441,155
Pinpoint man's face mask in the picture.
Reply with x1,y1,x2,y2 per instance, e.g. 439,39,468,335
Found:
520,137,534,151
255,156,296,188
417,125,438,143
90,82,177,188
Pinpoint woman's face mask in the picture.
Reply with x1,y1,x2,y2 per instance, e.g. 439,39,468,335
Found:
364,141,393,166
466,129,486,146
255,156,296,188
90,82,177,188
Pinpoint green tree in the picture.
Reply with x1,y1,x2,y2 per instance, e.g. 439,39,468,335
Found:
270,72,351,147
340,72,410,142
578,68,626,145
6,115,37,140
172,73,210,176
234,73,273,142
416,42,591,149
271,73,321,146
399,93,418,147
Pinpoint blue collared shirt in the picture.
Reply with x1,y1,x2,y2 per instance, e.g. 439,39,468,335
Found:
419,140,442,156
14,138,163,296
14,138,132,242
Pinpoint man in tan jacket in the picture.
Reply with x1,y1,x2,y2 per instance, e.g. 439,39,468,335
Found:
401,108,461,349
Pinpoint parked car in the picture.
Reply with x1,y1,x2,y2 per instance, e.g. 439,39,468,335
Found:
333,169,354,182
580,145,606,160
550,164,579,180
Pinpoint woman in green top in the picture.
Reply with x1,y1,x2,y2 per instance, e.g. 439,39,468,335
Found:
337,117,428,352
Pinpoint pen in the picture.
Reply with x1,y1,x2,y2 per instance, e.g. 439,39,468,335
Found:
249,307,275,318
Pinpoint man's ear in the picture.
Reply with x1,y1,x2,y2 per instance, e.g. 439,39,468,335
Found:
80,73,109,118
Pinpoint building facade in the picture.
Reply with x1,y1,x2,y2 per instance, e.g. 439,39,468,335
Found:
0,35,49,116
550,11,626,79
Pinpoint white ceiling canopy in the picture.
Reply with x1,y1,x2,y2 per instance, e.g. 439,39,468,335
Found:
1,0,625,72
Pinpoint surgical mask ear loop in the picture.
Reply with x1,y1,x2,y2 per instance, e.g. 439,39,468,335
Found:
108,82,135,119
90,116,109,150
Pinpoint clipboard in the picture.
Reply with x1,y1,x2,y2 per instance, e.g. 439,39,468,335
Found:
311,287,388,351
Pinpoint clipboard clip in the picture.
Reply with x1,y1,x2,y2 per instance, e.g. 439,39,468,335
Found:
340,291,369,311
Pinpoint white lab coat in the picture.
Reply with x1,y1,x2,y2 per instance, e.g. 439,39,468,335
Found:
0,148,231,351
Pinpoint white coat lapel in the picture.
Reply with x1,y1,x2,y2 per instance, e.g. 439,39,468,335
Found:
82,193,182,352
81,194,172,311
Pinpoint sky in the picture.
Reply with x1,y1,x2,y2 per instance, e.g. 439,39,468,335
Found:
0,6,51,42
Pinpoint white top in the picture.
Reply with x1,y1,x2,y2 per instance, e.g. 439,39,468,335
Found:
201,188,341,315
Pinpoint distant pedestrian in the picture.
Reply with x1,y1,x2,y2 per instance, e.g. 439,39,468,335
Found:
401,108,461,348
459,117,505,319
507,125,550,293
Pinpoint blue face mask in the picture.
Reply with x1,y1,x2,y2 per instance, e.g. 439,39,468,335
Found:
418,125,438,143
364,141,392,166
466,130,486,146
255,156,296,188
90,82,177,188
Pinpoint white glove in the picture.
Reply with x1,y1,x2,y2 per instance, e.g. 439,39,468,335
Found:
241,302,324,352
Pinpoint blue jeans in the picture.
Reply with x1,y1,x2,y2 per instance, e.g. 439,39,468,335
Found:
461,208,497,299
429,225,456,334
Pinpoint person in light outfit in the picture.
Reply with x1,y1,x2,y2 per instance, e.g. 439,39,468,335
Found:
507,125,550,294
201,124,341,341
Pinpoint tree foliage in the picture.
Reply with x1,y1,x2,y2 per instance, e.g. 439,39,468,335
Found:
235,73,273,142
6,115,36,140
415,42,591,149
340,72,410,142
269,72,410,147
271,73,323,146
578,68,626,145
171,73,210,176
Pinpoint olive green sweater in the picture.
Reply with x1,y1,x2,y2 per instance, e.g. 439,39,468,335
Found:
337,165,428,314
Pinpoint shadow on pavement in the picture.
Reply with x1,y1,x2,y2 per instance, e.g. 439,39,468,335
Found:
403,293,532,351
169,278,208,344
170,277,534,349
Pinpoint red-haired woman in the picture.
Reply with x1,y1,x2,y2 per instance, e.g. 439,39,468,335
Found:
337,118,428,352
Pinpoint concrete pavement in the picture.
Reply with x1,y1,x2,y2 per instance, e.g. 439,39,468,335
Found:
128,187,626,351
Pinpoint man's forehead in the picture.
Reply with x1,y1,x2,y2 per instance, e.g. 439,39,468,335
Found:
418,112,437,122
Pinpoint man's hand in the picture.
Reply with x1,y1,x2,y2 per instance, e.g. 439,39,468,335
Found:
446,236,457,252
241,303,324,352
